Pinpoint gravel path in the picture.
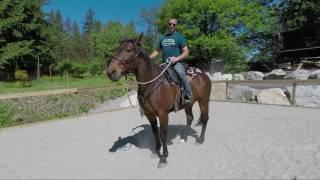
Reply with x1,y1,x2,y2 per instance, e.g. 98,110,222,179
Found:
1,101,320,179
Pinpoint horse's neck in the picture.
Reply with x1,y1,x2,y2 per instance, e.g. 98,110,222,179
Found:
136,56,161,86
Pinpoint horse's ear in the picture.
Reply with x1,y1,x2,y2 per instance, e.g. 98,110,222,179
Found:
136,33,143,45
120,36,129,43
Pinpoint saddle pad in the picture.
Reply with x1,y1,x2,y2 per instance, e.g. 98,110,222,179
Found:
187,67,202,78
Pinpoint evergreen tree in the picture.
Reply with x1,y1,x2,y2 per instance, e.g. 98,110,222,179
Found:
47,9,55,24
83,8,95,35
65,17,71,33
0,0,51,79
53,10,64,32
71,20,81,40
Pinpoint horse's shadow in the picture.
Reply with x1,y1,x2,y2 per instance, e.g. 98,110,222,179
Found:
109,124,198,153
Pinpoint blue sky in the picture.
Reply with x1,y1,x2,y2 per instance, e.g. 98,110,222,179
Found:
42,0,163,32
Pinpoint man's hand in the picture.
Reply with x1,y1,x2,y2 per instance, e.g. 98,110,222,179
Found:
169,56,179,63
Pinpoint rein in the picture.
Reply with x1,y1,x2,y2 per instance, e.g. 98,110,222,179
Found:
134,60,173,85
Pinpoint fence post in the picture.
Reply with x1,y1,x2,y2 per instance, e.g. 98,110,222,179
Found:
225,80,229,100
292,79,297,106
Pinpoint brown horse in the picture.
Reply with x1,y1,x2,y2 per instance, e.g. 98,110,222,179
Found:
106,34,212,168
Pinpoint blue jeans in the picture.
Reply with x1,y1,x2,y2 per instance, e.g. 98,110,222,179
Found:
172,62,192,100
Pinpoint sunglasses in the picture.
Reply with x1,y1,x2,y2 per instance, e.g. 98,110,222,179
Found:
168,23,176,26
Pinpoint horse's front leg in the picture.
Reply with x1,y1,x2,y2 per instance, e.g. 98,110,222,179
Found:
158,112,169,168
146,115,161,158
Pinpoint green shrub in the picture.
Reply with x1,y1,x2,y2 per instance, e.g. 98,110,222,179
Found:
89,58,105,76
55,59,89,78
70,63,88,78
14,70,30,87
55,59,73,78
0,102,13,127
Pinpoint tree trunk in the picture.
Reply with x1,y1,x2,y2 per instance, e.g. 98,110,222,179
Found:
37,57,40,80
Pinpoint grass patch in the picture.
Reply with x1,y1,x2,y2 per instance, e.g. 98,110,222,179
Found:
0,75,127,94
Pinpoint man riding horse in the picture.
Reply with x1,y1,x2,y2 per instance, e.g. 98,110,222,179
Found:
149,18,192,104
106,21,212,168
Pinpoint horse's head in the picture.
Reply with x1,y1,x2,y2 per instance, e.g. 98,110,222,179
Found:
106,33,143,81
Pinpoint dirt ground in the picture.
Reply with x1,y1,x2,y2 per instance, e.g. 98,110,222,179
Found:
1,101,320,179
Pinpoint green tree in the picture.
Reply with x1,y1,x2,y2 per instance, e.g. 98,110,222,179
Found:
157,0,275,73
139,6,160,53
90,21,137,67
277,0,320,30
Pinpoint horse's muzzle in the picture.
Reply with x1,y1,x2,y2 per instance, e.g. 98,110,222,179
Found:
107,70,121,81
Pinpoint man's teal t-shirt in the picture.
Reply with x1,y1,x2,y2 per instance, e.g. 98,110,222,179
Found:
157,31,187,63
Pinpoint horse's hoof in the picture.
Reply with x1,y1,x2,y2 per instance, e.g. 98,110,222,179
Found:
179,138,187,143
194,141,202,146
157,161,168,168
195,138,204,145
151,153,159,159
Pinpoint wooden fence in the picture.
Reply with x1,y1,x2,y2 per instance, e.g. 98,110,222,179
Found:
1,79,320,107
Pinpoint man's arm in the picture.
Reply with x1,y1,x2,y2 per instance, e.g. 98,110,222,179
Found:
170,46,189,62
149,49,160,59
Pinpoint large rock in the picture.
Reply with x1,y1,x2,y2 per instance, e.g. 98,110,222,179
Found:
257,88,291,106
212,72,223,80
222,74,232,80
245,71,264,80
286,85,320,108
285,69,311,80
210,83,226,101
233,74,245,80
309,70,320,79
264,69,286,80
89,90,138,114
120,91,138,107
229,85,258,102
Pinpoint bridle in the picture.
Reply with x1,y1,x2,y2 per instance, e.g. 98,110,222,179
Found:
110,40,141,75
110,40,172,85
112,51,141,66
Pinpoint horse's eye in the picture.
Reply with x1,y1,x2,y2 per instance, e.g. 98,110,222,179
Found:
127,49,132,53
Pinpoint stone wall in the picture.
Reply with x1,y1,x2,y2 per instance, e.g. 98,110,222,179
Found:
208,69,320,108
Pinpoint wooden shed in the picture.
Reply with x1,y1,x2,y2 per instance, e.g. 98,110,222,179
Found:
277,23,320,69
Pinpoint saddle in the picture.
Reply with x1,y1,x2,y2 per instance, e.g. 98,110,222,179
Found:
164,66,181,86
162,64,202,112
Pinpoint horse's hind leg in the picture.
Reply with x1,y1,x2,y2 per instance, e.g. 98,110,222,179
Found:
181,105,194,142
197,99,209,144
